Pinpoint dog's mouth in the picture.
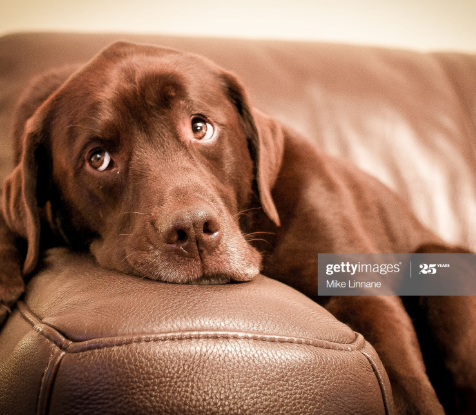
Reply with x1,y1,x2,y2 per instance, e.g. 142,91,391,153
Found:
123,247,261,285
91,227,262,285
186,273,233,285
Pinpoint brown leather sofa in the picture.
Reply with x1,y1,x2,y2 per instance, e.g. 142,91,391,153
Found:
1,32,476,414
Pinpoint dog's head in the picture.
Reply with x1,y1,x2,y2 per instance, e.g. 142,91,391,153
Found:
2,42,285,284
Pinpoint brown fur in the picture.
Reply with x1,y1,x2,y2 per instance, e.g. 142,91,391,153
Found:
1,41,475,414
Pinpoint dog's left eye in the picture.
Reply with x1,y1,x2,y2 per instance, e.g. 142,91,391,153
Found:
89,149,112,172
191,117,215,141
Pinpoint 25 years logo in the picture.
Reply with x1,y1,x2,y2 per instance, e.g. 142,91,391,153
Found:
419,264,437,274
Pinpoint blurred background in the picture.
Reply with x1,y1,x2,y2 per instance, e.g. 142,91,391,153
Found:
1,0,475,51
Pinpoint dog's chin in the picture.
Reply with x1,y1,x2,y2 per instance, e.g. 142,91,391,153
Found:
91,237,262,285
98,252,261,285
129,263,261,285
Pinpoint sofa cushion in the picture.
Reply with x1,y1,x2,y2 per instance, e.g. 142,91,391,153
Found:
0,248,393,414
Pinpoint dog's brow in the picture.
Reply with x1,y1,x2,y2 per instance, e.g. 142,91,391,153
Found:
65,113,108,135
65,124,98,133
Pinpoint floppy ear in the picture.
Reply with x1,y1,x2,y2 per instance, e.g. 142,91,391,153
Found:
221,72,284,226
1,113,49,275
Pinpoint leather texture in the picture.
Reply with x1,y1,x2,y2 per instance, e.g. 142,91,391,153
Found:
0,248,393,414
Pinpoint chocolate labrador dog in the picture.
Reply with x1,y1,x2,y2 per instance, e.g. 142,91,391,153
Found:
1,41,475,414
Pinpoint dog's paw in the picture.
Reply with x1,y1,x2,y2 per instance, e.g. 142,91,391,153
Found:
0,280,24,327
0,277,24,304
0,302,12,326
0,259,25,327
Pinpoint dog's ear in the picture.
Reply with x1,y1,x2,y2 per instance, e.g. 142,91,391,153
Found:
221,72,284,226
1,110,50,275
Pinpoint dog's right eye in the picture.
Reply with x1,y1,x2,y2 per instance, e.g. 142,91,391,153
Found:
89,149,112,172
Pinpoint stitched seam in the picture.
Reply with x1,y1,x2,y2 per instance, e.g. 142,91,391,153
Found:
19,301,42,326
18,302,72,349
17,301,365,354
37,348,64,415
64,331,365,354
361,350,393,415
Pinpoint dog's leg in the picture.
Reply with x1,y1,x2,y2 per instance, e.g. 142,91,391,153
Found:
410,243,476,413
419,296,476,414
0,208,24,326
325,295,445,415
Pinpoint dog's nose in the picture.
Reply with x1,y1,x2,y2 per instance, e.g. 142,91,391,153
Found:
163,207,222,256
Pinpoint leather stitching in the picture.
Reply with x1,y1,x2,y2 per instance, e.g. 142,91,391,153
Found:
36,346,65,415
64,330,365,354
17,301,365,354
361,350,394,415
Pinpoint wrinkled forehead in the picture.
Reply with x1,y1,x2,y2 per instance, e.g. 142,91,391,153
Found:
100,43,223,97
82,41,222,86
54,42,229,127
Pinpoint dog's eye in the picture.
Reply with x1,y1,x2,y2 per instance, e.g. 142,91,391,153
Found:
191,117,215,141
89,149,111,172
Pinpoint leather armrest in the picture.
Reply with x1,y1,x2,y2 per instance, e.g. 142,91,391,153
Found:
0,248,394,414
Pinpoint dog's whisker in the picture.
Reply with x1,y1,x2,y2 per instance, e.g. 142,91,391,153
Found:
118,211,148,216
121,251,140,262
232,207,263,220
244,231,276,236
245,238,269,244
